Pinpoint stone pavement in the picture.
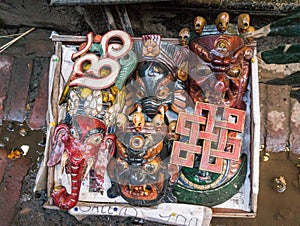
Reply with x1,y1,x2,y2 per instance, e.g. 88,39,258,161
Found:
0,29,52,226
0,28,299,225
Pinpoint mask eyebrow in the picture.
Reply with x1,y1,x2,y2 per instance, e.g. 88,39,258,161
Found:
135,70,146,90
84,128,105,142
161,73,173,86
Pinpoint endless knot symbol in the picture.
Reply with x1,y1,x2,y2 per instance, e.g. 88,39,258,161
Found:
170,102,246,173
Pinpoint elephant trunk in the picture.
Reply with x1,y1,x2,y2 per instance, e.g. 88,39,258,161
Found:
52,152,85,210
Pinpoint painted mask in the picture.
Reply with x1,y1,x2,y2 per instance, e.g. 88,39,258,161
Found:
194,16,206,35
47,115,115,210
215,12,230,33
179,28,190,46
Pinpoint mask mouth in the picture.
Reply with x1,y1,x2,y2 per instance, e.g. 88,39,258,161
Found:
120,183,159,201
220,28,226,32
117,165,166,203
118,173,167,206
139,97,163,118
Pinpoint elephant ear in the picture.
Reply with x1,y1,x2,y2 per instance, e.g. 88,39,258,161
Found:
47,124,70,167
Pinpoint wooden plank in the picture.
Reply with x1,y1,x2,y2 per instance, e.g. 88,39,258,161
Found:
0,56,14,124
50,0,172,5
116,4,134,36
101,5,117,30
52,42,62,125
50,33,180,44
4,58,32,123
250,54,260,215
0,2,84,32
47,41,62,201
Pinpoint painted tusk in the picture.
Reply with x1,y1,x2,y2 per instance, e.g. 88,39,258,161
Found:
83,158,95,180
158,105,166,118
61,152,69,174
136,104,142,113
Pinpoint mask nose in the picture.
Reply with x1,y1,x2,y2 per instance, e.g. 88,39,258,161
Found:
130,169,145,185
215,81,225,93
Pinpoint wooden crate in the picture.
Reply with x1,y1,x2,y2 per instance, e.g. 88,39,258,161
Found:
35,30,260,225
